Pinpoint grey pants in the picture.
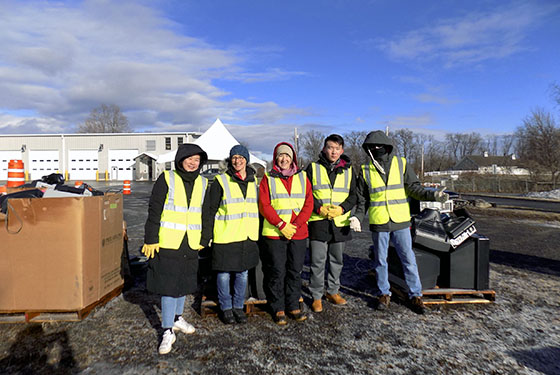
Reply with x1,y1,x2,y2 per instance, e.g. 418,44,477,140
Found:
308,240,345,300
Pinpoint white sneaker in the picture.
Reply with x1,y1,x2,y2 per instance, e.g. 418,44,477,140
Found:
158,330,176,355
173,316,196,334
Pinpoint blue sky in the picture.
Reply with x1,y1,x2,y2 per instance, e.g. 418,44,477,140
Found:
0,0,559,159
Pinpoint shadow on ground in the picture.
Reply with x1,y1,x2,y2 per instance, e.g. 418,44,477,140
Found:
490,249,560,277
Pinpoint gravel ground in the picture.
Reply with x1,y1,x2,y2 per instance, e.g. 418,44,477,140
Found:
1,189,559,374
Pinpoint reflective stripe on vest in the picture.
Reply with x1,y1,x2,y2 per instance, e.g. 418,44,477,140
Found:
308,162,352,227
362,156,410,225
213,173,259,244
262,171,307,236
159,171,208,249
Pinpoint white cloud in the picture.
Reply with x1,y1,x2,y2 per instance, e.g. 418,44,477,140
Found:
414,93,458,105
383,113,435,129
0,0,307,138
376,2,556,67
229,68,308,83
0,113,66,134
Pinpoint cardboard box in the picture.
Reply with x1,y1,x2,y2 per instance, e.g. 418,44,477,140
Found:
0,193,124,311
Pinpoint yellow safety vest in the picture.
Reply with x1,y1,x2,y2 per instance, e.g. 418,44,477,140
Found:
362,156,410,225
262,171,308,237
213,173,259,244
159,171,208,249
308,162,352,227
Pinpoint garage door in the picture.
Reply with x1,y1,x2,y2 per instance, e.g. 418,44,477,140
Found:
69,149,98,181
108,149,138,181
29,150,60,180
0,151,23,181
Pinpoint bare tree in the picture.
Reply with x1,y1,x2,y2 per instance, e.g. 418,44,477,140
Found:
445,132,484,160
551,82,560,109
421,136,454,172
78,104,131,133
391,129,419,160
299,130,326,167
444,133,462,161
343,130,368,169
501,134,516,156
485,135,500,155
459,132,484,157
515,108,560,187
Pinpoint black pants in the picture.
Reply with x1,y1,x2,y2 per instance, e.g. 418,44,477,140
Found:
261,238,307,313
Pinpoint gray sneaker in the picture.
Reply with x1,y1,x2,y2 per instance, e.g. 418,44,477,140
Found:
158,329,176,355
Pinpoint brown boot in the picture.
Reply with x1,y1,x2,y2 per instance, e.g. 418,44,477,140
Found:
409,296,425,315
326,293,347,305
311,299,323,313
376,295,390,311
288,309,307,322
274,311,288,325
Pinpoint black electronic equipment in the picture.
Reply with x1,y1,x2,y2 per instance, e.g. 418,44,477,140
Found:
412,208,451,252
434,234,490,289
388,246,441,290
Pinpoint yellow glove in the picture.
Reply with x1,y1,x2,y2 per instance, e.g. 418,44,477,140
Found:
196,245,205,251
279,222,297,240
319,205,330,218
327,205,343,220
141,243,160,259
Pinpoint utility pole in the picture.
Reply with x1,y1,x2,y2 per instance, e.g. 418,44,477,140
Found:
294,128,299,155
421,143,424,181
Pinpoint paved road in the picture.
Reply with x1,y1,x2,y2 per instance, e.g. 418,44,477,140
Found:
461,193,560,213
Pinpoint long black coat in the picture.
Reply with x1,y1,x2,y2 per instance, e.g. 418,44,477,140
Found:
305,152,358,243
144,144,207,297
201,163,259,272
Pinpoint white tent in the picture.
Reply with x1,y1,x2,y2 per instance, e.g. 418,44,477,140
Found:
157,118,267,168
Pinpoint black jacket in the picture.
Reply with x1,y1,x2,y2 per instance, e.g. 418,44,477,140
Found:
144,143,208,296
305,152,358,242
357,130,437,232
201,161,260,272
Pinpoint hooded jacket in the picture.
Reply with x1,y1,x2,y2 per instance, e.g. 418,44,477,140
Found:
144,143,208,245
201,159,260,272
305,151,358,242
357,131,437,232
144,143,208,297
258,142,314,240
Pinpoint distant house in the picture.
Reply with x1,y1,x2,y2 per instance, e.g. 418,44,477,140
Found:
453,152,529,175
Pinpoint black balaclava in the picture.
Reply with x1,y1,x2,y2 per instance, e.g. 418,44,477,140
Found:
371,144,387,158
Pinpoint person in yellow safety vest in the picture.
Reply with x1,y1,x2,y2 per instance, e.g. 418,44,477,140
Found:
142,143,209,355
258,142,314,325
305,134,362,313
356,131,449,315
201,145,260,325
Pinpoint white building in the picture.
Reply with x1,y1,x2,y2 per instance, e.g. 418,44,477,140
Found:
0,132,200,182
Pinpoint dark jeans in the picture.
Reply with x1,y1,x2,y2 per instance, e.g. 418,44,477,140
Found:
261,238,307,313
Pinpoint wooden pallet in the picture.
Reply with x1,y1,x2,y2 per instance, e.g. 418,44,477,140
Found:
200,297,304,318
0,285,123,323
391,285,495,305
200,298,269,318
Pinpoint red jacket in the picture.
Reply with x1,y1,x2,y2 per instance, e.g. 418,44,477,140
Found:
258,142,313,240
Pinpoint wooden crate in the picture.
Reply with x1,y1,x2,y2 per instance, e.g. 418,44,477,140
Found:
0,285,123,323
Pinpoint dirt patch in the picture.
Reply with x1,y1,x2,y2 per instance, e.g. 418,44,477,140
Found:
1,210,559,375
